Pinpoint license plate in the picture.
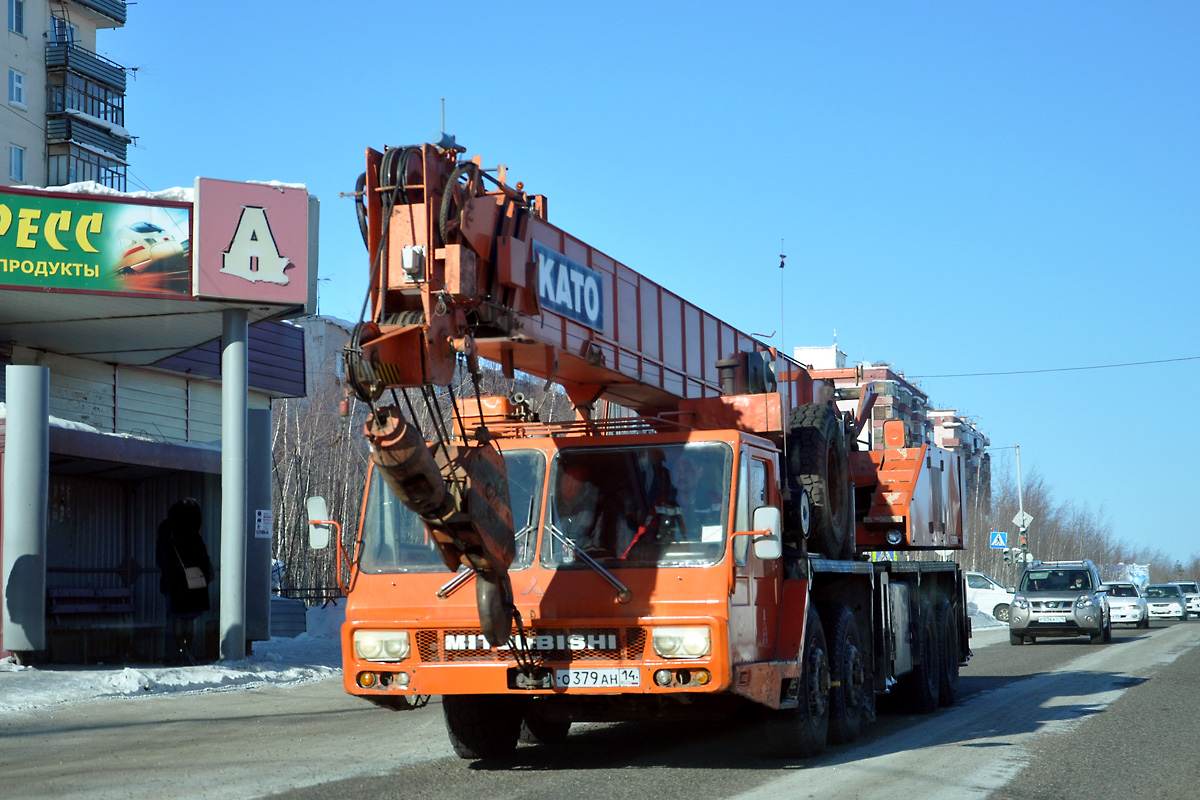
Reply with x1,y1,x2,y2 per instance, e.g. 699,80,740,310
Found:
554,668,640,688
1038,615,1067,624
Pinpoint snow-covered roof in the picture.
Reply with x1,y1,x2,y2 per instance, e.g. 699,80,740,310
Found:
0,402,221,451
19,178,308,204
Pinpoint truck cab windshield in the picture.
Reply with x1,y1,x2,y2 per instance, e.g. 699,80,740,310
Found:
541,442,731,568
359,449,545,574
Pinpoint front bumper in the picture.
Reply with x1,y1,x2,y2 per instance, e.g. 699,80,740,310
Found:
1147,604,1185,620
1010,606,1104,637
1110,606,1145,624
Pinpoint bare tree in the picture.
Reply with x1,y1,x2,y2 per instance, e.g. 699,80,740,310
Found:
955,455,1195,585
272,373,370,602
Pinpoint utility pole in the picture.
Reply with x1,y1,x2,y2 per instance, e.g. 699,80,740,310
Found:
1013,443,1032,564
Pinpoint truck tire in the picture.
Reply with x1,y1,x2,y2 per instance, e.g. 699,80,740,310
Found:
899,599,940,713
935,598,960,707
1009,632,1024,646
824,604,867,744
993,603,1010,623
442,695,523,760
787,404,853,560
771,606,829,758
519,707,571,746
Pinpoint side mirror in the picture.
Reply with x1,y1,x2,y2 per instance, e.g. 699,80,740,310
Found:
751,506,782,561
307,496,333,550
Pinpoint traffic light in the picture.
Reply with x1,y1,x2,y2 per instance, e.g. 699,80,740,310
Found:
1003,548,1012,564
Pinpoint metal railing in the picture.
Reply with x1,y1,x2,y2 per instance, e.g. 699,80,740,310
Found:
70,0,127,25
45,41,127,91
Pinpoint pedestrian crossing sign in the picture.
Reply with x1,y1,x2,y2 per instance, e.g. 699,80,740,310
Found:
989,531,1008,549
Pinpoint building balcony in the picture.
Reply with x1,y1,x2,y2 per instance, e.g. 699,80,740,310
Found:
65,0,127,27
46,115,129,162
46,42,127,92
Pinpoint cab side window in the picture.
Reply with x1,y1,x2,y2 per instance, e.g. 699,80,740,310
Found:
733,456,768,566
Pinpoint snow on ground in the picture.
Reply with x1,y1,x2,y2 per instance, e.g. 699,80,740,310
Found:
970,608,1006,630
0,604,1009,715
0,605,344,714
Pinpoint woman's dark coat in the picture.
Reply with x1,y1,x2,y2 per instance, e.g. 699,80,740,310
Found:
155,499,213,615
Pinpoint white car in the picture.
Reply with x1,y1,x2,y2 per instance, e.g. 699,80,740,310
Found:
1104,582,1149,628
966,571,1015,622
1172,581,1200,616
1144,584,1187,621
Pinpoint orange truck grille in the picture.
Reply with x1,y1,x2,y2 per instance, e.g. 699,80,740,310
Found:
416,628,646,664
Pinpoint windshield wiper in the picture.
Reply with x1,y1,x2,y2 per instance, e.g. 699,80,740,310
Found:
437,497,538,600
543,520,633,604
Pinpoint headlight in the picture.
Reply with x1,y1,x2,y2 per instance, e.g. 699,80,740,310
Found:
354,630,410,662
1075,595,1095,609
652,626,711,659
1012,595,1029,610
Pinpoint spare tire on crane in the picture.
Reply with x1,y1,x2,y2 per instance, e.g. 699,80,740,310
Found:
786,403,854,560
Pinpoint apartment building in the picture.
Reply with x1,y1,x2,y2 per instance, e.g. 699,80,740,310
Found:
4,0,128,189
794,342,992,515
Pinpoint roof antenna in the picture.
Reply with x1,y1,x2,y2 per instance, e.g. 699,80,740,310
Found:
779,239,786,359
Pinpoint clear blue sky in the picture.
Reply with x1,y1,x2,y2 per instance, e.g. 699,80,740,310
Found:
104,2,1199,564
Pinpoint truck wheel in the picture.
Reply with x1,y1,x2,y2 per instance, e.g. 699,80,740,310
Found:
771,606,829,758
899,599,940,713
519,707,571,746
1009,632,1024,646
442,695,523,760
936,598,960,707
1102,619,1112,643
787,404,853,560
993,604,1011,623
824,604,867,744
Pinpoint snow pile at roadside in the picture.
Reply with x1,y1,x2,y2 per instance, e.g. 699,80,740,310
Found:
970,608,1007,629
0,605,343,714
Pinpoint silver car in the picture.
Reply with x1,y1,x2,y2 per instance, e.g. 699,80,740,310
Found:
1171,581,1200,617
1144,584,1188,621
1105,582,1149,628
1009,560,1111,645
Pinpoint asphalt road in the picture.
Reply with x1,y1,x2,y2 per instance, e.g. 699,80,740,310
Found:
3,621,1199,800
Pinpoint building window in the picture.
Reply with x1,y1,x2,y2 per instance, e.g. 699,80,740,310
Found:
8,69,26,108
8,0,23,35
9,145,25,183
47,143,126,191
48,73,125,126
51,15,77,43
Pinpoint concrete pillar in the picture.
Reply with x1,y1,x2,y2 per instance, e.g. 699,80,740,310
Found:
2,365,49,654
219,308,248,660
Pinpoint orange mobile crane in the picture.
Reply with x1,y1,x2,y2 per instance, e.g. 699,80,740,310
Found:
310,135,970,759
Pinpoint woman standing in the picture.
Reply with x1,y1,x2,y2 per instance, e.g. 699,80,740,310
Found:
155,498,213,664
